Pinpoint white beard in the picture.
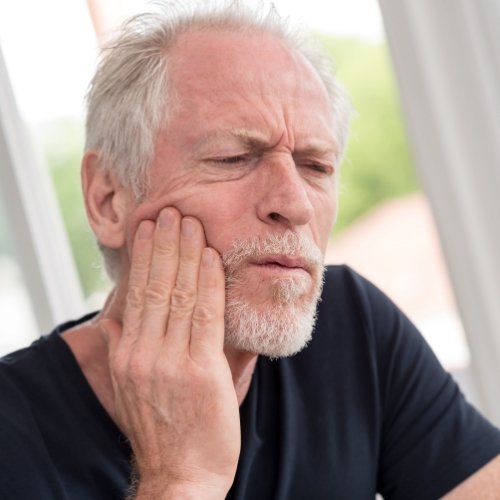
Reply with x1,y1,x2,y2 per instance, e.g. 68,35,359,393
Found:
222,231,325,358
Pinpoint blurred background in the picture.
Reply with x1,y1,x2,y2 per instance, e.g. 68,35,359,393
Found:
1,0,499,423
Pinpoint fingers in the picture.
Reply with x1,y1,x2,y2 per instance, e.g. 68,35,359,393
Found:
190,247,226,359
115,207,224,359
122,220,155,345
165,217,207,351
140,208,181,342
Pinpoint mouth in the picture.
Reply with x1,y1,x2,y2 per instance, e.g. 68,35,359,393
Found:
250,255,311,274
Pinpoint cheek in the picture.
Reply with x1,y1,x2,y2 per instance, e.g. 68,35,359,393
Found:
186,193,250,253
312,191,337,251
124,187,250,256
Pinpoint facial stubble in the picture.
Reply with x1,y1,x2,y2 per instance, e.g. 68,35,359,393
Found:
222,231,325,358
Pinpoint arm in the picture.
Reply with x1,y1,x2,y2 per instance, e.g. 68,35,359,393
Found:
442,455,500,499
100,208,240,499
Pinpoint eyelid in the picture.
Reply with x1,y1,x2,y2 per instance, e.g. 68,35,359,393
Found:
215,155,247,164
314,165,329,174
207,153,253,165
300,161,334,175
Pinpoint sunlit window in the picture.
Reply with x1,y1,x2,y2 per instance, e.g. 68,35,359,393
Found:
0,195,38,355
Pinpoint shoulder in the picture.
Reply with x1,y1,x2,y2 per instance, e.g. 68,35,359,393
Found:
0,338,54,436
317,265,413,355
321,264,403,320
0,328,78,449
0,340,57,493
320,264,399,326
0,341,45,408
317,266,500,498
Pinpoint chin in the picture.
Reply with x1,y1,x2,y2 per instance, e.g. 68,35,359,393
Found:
224,276,324,359
223,297,319,359
221,230,325,358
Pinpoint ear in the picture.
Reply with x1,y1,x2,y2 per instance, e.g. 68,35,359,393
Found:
81,151,129,250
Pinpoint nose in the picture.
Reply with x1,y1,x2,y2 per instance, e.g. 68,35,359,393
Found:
256,154,314,227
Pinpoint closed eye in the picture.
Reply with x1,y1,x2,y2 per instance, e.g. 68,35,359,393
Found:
308,163,328,172
302,162,334,176
211,154,249,165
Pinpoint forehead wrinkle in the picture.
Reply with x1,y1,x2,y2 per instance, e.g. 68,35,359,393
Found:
303,132,338,164
191,128,272,154
190,126,339,162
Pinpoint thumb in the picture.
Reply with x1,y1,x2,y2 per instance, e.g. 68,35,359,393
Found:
99,318,122,354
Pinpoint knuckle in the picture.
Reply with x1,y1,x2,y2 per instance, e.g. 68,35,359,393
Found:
154,240,176,258
144,278,173,306
126,285,143,310
170,286,196,314
192,304,215,327
131,251,150,273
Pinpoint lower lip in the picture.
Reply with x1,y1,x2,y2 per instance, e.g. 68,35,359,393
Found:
250,263,308,277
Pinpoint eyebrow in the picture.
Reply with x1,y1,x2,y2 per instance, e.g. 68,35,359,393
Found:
192,128,339,159
192,129,269,153
294,143,338,160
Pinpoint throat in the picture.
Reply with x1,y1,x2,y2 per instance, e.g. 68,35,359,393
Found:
224,346,258,406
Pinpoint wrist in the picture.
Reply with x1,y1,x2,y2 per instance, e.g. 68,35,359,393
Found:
136,481,228,500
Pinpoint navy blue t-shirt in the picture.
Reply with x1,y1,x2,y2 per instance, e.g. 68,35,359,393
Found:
1,266,499,499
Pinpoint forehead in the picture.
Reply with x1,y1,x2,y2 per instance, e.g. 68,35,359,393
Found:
163,28,336,152
170,29,318,84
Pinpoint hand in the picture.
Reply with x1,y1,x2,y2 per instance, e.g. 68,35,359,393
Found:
100,208,240,499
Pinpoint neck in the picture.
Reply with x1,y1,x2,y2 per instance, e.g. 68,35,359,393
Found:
224,346,258,405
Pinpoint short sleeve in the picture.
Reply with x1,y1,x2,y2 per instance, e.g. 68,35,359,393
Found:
349,272,500,499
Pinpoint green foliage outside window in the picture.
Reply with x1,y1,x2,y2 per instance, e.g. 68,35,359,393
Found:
43,120,107,297
321,38,419,233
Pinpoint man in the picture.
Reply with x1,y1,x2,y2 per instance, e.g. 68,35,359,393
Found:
1,2,499,499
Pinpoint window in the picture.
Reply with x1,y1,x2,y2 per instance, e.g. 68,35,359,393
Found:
0,194,38,355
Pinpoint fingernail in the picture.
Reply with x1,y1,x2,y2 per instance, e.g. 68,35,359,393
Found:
138,221,154,239
202,247,214,267
159,209,174,229
181,218,195,237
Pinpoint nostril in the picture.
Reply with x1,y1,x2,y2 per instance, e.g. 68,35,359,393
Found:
269,212,280,221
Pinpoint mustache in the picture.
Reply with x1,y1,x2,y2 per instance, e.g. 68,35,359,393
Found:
221,230,323,274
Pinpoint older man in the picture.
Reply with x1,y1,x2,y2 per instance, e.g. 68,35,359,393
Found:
1,2,499,499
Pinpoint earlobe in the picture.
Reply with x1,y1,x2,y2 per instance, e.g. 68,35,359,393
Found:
81,151,128,250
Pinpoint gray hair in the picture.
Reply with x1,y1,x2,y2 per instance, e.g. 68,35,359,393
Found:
85,0,351,281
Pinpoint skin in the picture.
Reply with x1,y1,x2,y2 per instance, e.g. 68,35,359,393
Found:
442,455,500,499
62,28,499,499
